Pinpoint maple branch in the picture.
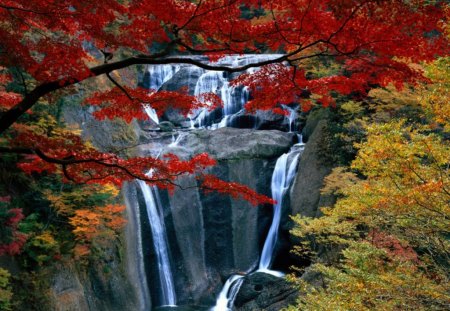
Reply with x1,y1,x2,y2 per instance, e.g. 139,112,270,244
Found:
0,4,53,15
269,3,297,46
106,72,133,101
0,146,181,186
0,51,300,135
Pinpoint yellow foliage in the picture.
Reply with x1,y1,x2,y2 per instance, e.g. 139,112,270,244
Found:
367,85,420,121
289,119,450,310
285,242,449,311
69,204,126,257
419,57,450,130
320,167,359,195
0,268,12,311
44,183,120,216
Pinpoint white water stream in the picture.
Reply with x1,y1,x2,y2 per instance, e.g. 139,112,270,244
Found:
258,143,303,272
137,180,177,306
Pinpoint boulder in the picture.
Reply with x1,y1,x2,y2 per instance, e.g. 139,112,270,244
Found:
160,67,204,125
235,272,298,311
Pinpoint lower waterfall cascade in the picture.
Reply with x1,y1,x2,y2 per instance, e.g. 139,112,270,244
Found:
212,141,304,311
128,55,306,310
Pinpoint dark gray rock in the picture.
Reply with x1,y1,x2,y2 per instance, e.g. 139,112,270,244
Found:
235,272,298,311
49,251,141,311
301,108,332,143
159,121,175,132
290,119,335,217
64,105,139,156
255,110,289,131
130,128,296,306
160,67,204,125
161,67,203,95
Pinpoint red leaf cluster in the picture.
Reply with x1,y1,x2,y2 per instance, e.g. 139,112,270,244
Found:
0,208,27,256
200,174,275,206
0,0,448,208
369,230,419,264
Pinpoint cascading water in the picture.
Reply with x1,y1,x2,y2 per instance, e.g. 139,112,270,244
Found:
282,105,298,133
137,180,177,306
148,64,181,91
146,54,283,129
212,142,304,310
258,143,303,274
194,55,283,128
212,275,245,311
144,64,181,125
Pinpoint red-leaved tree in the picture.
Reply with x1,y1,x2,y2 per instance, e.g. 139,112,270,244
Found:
0,0,448,199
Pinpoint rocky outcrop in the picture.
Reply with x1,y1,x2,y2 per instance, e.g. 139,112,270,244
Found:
159,127,295,160
290,116,335,218
45,103,144,311
235,272,298,311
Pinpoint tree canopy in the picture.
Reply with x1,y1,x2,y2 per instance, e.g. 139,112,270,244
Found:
0,0,447,189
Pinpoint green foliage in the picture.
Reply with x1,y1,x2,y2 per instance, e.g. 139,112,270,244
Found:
24,231,60,265
11,271,51,311
0,205,15,246
0,268,12,311
420,57,450,130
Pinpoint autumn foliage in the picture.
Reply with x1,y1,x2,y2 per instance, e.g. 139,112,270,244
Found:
0,0,447,190
0,0,448,272
69,204,127,258
0,204,27,256
288,56,450,309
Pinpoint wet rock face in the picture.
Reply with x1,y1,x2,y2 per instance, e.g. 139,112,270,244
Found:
234,272,298,311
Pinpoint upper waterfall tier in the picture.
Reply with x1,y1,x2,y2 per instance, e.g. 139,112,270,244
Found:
142,55,295,130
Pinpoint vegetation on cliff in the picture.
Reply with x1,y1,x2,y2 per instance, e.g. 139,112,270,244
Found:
288,56,449,310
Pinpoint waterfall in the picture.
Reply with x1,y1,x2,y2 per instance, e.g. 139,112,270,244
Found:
144,64,181,125
258,144,303,273
144,105,160,124
148,64,180,91
123,185,152,310
169,131,188,147
212,142,304,310
282,105,298,133
136,55,300,309
137,180,177,306
212,275,244,311
198,54,283,128
145,54,283,128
